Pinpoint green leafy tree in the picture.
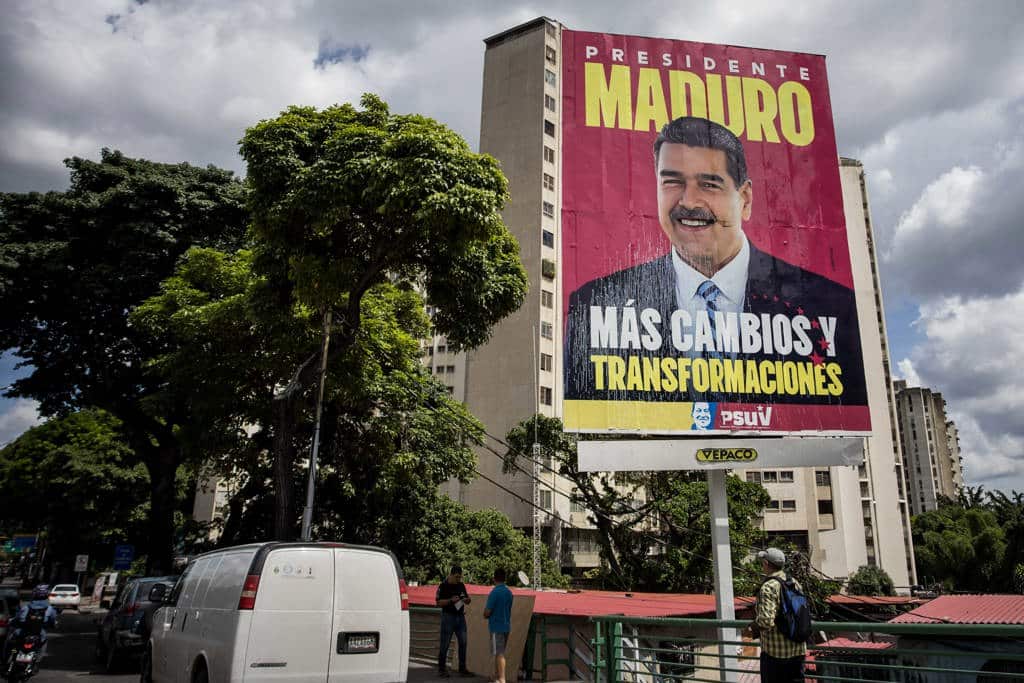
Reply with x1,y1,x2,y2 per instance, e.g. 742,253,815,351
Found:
504,414,770,593
404,497,568,588
0,410,151,571
237,95,527,538
0,150,248,571
847,564,896,596
912,498,1006,591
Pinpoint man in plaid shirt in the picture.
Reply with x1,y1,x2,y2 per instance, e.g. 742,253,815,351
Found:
747,548,806,682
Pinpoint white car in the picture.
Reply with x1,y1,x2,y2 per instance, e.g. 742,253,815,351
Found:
145,542,409,683
49,584,81,610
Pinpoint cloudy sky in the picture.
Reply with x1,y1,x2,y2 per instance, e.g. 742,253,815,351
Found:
2,0,1023,492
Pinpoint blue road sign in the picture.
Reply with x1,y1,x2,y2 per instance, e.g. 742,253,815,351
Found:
113,544,134,570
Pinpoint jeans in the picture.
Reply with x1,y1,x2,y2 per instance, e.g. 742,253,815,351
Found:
438,612,467,672
760,652,805,683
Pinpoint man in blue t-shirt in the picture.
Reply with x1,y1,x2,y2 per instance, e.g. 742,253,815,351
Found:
483,568,514,683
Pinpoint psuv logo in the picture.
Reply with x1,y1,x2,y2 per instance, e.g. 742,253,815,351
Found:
720,406,773,427
695,448,759,463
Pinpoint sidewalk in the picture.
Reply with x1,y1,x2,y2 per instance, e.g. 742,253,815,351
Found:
407,661,576,683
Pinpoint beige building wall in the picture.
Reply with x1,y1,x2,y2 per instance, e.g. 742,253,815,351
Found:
840,159,915,588
894,380,963,514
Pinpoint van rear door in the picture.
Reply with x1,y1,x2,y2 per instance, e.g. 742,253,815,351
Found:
326,548,409,683
242,547,334,681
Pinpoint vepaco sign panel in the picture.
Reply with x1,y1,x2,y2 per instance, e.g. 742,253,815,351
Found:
577,437,864,472
560,29,870,437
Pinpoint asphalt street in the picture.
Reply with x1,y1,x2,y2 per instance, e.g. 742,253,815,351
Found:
30,609,136,683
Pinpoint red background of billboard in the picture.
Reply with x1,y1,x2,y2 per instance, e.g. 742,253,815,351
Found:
560,30,852,317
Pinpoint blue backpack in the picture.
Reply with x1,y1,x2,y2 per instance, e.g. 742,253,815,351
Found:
767,577,812,643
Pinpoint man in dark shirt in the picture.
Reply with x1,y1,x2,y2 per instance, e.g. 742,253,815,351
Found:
435,565,472,677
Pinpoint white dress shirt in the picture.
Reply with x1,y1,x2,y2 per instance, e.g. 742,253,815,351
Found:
671,235,750,316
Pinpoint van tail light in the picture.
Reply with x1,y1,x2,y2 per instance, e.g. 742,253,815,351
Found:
398,579,409,611
123,602,140,617
238,574,261,610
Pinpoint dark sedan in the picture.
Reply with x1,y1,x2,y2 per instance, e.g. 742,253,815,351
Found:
95,575,177,672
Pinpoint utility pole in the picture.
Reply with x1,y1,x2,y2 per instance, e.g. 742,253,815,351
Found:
532,328,542,589
300,310,332,541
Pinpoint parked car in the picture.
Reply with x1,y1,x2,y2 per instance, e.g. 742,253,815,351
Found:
48,584,81,611
95,576,177,672
0,588,20,640
143,542,410,683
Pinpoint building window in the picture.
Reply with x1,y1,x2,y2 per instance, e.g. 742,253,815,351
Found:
818,500,834,515
570,498,585,513
782,500,797,511
542,201,555,217
437,344,446,354
540,386,553,405
542,229,555,248
779,471,794,482
766,500,781,512
540,352,553,371
544,120,556,137
541,290,554,308
540,322,553,339
543,173,555,191
545,23,556,38
543,146,555,164
746,472,762,484
762,471,779,483
436,366,445,374
446,365,455,374
539,489,552,510
545,69,557,86
545,46,557,64
541,258,556,280
815,471,831,486
545,94,557,112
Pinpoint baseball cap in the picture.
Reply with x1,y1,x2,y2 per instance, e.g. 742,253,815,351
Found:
757,547,786,568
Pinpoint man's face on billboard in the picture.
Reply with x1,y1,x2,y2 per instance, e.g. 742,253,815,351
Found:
656,143,752,278
692,402,712,429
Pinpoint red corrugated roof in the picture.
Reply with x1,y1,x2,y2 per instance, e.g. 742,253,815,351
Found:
408,584,755,618
890,595,1024,624
813,637,895,650
828,595,923,607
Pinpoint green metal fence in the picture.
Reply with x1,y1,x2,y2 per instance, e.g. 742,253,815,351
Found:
589,616,1024,683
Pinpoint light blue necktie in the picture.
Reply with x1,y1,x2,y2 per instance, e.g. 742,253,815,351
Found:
696,280,723,359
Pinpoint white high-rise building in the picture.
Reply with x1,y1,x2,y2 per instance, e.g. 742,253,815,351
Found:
894,380,965,515
440,18,915,589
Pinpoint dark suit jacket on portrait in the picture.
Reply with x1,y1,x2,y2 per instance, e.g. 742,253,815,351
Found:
564,245,867,406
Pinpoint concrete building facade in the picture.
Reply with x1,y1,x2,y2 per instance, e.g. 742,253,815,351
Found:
441,18,915,588
893,380,965,515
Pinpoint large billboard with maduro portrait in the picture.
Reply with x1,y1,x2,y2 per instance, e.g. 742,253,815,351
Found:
560,30,869,435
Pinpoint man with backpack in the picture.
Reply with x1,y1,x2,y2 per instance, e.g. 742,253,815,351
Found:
748,548,808,682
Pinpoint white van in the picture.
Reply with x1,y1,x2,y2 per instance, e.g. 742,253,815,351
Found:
143,542,409,683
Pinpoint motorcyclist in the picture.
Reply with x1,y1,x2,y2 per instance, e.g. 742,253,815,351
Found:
4,585,57,662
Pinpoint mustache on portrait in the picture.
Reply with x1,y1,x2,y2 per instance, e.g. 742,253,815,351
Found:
669,206,716,222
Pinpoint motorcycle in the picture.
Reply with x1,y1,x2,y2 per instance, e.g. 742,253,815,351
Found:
3,635,42,682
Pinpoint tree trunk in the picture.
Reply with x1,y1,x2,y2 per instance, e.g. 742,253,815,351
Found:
272,396,300,540
145,445,179,574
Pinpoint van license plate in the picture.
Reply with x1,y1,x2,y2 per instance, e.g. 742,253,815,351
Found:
338,632,379,654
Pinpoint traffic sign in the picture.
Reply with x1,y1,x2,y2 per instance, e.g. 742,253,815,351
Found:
74,554,89,572
113,544,134,570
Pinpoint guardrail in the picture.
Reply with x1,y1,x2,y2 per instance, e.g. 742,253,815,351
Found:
589,616,1024,683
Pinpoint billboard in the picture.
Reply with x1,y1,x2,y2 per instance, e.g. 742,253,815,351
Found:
561,30,869,435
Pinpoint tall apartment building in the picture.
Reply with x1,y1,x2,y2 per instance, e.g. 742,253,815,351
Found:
440,18,915,588
893,380,965,514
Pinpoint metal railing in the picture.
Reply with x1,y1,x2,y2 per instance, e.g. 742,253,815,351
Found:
590,616,1024,683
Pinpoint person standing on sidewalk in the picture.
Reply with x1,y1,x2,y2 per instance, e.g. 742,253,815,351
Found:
483,568,514,683
436,565,472,678
747,548,806,682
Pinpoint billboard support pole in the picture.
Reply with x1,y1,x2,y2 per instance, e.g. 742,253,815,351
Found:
708,469,738,683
